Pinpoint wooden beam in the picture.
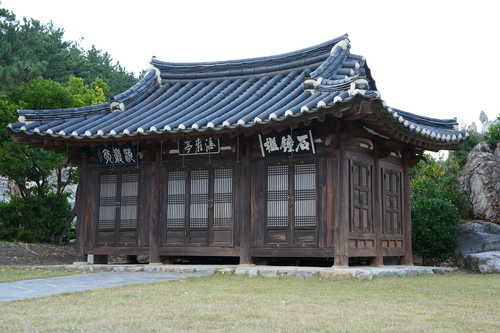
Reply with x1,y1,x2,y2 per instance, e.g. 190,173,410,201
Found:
149,150,162,264
333,140,349,267
399,157,414,265
371,145,383,266
239,142,253,265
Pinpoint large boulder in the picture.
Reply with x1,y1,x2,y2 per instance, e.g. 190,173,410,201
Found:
465,251,500,273
455,221,500,259
457,142,500,220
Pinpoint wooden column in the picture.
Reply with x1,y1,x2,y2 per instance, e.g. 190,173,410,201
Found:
333,140,349,267
239,141,253,265
371,145,384,266
75,153,88,263
149,150,162,264
399,157,414,265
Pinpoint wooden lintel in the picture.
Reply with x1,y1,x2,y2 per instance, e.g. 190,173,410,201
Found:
303,119,311,127
260,128,274,135
318,114,326,122
275,126,287,133
243,130,259,137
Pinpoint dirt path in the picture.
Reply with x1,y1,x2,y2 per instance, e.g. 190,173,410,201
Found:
0,242,76,266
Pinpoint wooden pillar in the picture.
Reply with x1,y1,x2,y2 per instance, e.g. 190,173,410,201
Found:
149,150,162,264
239,141,253,265
333,140,349,267
399,157,414,265
371,145,384,266
75,153,88,263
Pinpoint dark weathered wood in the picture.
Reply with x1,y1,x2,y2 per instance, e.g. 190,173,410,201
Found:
75,154,88,262
250,247,332,257
372,145,384,266
239,142,253,264
326,155,335,248
158,247,239,256
399,157,414,265
149,151,162,264
333,140,349,267
83,246,149,256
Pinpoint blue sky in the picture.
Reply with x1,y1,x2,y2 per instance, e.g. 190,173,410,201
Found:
4,0,499,133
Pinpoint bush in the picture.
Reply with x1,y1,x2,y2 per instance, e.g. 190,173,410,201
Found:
410,156,469,217
483,117,500,151
411,196,460,263
0,193,71,244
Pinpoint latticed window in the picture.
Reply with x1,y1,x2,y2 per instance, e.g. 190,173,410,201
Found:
265,161,317,246
164,166,234,246
383,169,402,234
97,171,139,246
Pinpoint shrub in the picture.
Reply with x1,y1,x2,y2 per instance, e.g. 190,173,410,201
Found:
0,193,71,243
483,117,500,151
411,196,461,263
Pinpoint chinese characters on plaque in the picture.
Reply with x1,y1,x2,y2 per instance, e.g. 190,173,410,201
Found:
93,146,139,166
258,130,315,157
178,137,220,155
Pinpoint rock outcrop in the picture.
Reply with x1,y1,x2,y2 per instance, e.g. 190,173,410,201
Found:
455,221,500,259
458,142,500,221
465,251,500,273
455,221,500,273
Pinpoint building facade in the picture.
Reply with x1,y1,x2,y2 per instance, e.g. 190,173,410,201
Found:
9,35,467,266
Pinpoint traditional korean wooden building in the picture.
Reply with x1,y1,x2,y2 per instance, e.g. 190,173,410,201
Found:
9,34,467,266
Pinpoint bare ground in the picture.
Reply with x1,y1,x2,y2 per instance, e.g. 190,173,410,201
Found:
0,242,76,266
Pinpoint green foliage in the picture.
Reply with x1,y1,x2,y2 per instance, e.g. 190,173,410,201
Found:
0,77,80,244
483,117,500,151
0,193,71,243
7,77,75,110
0,4,138,95
410,155,468,263
448,131,482,167
66,76,109,107
411,196,460,262
78,45,138,95
410,155,468,217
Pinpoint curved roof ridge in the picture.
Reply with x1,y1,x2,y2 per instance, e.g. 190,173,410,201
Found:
151,34,349,74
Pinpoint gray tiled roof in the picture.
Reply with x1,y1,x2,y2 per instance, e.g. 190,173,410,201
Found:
8,34,467,144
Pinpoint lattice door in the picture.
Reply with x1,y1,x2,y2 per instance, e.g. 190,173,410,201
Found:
350,162,372,233
383,169,402,234
265,161,317,246
164,166,234,246
97,171,139,246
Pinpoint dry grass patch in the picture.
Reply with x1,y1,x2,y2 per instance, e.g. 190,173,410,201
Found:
1,273,499,332
0,266,91,283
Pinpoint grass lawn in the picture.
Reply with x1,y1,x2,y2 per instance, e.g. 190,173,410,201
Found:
0,266,91,284
1,272,499,332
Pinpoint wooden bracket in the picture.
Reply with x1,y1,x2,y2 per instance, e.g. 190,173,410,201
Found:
379,147,402,159
345,137,373,150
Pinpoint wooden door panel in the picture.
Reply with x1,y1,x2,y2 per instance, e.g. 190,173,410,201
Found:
350,162,372,233
164,166,234,247
265,161,317,246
